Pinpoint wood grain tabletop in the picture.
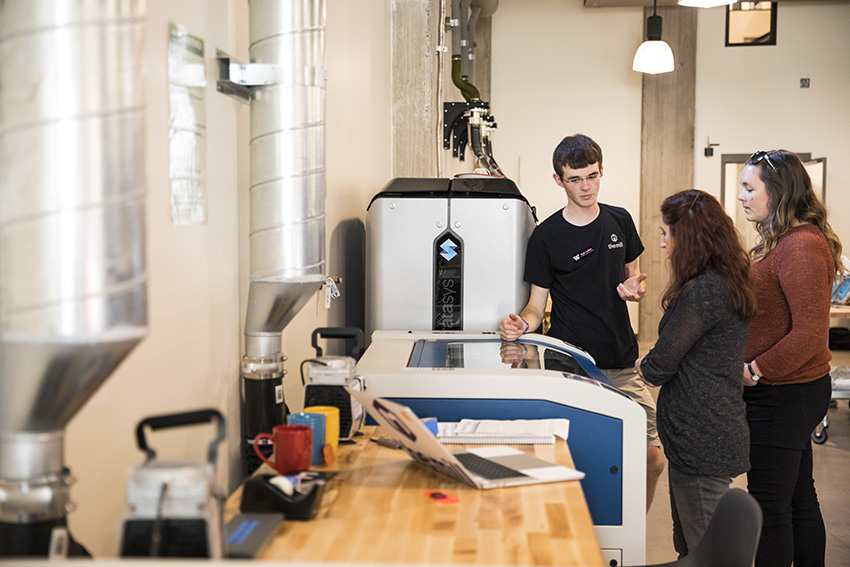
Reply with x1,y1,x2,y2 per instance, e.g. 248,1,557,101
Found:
227,426,603,566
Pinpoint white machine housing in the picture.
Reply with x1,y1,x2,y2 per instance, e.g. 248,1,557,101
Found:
357,330,647,567
366,176,535,339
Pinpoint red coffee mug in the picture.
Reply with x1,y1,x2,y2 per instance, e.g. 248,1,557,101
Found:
253,424,312,474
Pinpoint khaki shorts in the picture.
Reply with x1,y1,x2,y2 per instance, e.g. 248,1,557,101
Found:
601,366,661,447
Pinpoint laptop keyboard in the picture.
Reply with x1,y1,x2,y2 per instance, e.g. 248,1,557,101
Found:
454,452,528,480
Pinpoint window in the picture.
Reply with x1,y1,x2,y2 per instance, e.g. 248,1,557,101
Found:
726,1,777,46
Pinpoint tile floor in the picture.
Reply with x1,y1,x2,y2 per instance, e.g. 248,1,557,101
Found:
642,348,850,566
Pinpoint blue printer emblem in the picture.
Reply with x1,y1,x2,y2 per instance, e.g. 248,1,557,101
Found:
439,238,458,261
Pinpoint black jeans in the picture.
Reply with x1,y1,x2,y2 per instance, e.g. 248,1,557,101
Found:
744,374,832,567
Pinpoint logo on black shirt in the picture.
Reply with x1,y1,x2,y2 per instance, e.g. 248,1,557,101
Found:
572,246,594,262
608,233,624,249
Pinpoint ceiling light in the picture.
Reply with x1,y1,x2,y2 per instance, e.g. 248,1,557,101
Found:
632,0,674,75
677,0,736,7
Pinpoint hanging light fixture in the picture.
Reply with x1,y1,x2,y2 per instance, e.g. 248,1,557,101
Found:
632,0,674,75
677,0,735,7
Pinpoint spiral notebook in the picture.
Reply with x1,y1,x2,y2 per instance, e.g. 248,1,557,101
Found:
437,419,569,445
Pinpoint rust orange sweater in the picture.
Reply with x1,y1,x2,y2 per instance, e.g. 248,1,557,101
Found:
745,225,833,385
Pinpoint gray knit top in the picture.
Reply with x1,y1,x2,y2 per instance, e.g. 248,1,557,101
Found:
640,269,751,477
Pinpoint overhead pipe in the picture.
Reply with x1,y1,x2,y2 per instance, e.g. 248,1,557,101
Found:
459,0,473,80
451,59,480,102
241,0,327,474
450,0,480,101
471,0,499,18
0,0,147,556
445,0,503,173
463,4,481,84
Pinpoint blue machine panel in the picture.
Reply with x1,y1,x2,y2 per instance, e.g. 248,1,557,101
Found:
386,397,623,526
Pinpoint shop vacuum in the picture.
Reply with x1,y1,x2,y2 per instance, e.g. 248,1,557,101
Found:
302,327,366,441
119,409,226,558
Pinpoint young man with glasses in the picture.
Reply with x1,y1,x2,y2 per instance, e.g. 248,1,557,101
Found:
499,133,665,510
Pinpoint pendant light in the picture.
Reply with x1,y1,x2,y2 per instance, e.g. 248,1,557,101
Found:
677,0,735,7
632,0,674,75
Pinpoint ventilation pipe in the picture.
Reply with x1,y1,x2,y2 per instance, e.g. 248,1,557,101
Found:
241,0,327,474
472,0,499,18
451,0,480,101
462,4,480,85
0,0,147,556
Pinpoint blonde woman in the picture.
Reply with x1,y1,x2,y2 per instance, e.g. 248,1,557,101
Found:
738,150,842,567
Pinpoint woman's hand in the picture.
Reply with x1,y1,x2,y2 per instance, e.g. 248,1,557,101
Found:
635,355,656,387
742,361,761,387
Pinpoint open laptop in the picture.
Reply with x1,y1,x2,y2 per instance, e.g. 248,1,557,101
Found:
347,388,585,489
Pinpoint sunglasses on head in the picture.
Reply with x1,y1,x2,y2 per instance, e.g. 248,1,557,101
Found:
749,150,779,174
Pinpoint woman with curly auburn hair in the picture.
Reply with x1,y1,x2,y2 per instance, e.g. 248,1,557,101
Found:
738,149,842,567
636,189,755,558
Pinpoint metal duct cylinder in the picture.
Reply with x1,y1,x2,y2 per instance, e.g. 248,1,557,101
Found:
0,0,147,549
241,0,327,475
248,0,326,338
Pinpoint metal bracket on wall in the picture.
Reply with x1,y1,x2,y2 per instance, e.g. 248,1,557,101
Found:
443,101,489,161
216,49,283,103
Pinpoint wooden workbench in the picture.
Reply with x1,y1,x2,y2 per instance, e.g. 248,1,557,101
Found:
226,426,603,566
830,304,850,321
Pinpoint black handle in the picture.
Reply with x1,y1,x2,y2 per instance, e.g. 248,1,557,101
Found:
136,408,226,466
311,327,365,359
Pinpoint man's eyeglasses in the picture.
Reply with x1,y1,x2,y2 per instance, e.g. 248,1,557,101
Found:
562,171,602,185
749,151,779,174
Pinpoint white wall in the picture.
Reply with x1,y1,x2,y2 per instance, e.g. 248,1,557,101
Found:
490,0,645,224
693,1,850,248
489,0,850,250
65,0,245,557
